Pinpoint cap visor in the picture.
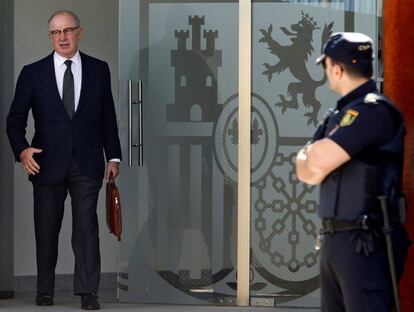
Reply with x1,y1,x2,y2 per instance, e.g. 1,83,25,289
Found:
315,54,326,65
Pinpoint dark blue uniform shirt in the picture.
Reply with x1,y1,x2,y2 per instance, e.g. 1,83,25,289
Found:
328,80,396,161
318,79,402,220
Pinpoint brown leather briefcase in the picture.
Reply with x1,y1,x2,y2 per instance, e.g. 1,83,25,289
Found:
106,179,122,241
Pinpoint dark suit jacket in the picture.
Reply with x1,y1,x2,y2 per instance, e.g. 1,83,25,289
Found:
7,52,122,184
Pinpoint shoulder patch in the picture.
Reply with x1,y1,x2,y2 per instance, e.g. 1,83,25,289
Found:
339,109,359,127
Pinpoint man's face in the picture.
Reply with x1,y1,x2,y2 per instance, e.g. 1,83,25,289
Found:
48,13,83,58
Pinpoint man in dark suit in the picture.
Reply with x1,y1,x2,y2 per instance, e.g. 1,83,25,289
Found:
6,10,122,310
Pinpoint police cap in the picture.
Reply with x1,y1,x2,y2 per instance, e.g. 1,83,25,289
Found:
316,32,374,66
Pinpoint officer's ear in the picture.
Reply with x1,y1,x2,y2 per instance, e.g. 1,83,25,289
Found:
334,63,344,75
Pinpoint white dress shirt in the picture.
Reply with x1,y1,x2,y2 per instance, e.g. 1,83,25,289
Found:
53,50,82,111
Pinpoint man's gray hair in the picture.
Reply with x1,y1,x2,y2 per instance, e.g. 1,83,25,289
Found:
48,10,80,28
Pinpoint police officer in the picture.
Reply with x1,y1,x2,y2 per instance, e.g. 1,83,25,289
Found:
296,32,411,312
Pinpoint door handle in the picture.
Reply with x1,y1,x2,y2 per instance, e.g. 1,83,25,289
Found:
128,80,133,167
138,80,144,167
127,80,143,167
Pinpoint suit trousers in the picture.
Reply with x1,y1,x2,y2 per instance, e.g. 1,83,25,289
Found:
32,157,103,295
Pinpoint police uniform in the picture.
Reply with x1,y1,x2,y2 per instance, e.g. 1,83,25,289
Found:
313,33,411,312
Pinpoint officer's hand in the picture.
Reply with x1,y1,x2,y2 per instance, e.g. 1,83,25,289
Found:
19,147,42,175
105,161,120,180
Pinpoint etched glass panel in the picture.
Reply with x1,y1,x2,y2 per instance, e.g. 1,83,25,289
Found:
118,0,239,304
250,0,378,308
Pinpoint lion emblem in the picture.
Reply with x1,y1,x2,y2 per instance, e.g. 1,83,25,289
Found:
260,12,334,126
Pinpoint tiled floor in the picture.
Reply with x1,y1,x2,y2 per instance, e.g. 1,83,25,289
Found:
0,291,321,311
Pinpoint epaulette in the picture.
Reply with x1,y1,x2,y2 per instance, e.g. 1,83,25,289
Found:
364,93,386,105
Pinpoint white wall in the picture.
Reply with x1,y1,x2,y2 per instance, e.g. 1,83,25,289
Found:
13,0,119,276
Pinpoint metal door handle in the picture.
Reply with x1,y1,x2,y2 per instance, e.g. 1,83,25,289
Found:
138,80,144,167
127,80,144,167
128,80,133,167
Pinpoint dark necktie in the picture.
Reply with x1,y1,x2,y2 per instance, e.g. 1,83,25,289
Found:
63,60,75,119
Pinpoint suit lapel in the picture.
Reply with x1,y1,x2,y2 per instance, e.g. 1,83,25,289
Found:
42,53,72,120
75,52,90,117
43,53,66,104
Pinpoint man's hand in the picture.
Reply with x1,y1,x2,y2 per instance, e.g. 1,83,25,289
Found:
19,147,42,175
105,161,120,180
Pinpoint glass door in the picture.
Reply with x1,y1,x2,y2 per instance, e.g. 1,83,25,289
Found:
118,0,379,307
250,0,378,309
118,0,239,304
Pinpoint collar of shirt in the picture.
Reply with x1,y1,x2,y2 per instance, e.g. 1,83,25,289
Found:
336,79,377,110
53,50,81,68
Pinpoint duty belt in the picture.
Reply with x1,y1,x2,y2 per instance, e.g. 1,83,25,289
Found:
322,214,402,234
321,218,365,234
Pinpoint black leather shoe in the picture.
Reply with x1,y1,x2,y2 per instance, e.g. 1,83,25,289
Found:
81,294,100,310
35,294,54,306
